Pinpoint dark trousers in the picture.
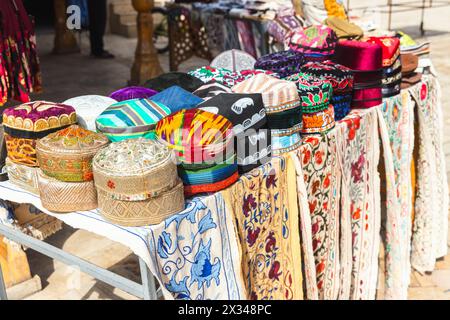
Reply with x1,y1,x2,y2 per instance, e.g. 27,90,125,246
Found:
87,0,107,55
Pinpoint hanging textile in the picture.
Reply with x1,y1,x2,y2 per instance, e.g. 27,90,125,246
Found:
235,19,258,58
377,91,415,299
148,193,247,300
296,132,341,300
223,155,304,300
0,0,42,106
291,153,319,300
409,74,449,273
336,109,381,300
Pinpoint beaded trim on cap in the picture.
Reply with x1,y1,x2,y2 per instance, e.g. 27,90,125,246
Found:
285,72,333,114
3,101,77,132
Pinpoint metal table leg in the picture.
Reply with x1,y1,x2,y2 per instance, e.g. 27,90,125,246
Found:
139,257,157,300
0,263,7,300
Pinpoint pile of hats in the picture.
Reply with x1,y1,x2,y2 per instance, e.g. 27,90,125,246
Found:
288,25,338,63
365,36,402,98
36,125,109,212
300,60,354,120
95,98,171,142
197,92,271,173
2,101,77,193
254,50,304,78
333,40,383,108
93,139,184,226
285,72,335,134
232,73,302,155
193,82,232,101
156,109,238,196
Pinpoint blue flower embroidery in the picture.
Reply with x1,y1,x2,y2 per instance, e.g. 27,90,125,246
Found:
157,231,172,259
190,239,221,290
165,276,191,300
198,210,216,234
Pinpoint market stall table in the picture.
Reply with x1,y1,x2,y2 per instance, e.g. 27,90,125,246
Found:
0,74,447,300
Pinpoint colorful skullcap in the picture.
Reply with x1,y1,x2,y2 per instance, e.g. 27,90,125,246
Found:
254,50,304,78
155,109,234,164
144,72,204,92
150,86,204,113
288,25,338,55
221,69,277,88
109,86,157,102
301,104,335,134
232,73,300,114
285,72,333,114
365,36,401,67
300,60,354,93
188,66,233,84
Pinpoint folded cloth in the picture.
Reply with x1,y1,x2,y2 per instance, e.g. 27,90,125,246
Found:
324,16,363,40
150,86,204,113
267,9,304,44
193,81,232,101
400,72,422,89
95,98,171,142
144,72,204,92
109,87,158,102
254,50,305,78
63,95,117,131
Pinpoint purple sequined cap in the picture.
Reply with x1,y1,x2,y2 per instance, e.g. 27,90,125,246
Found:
109,86,158,102
254,50,304,78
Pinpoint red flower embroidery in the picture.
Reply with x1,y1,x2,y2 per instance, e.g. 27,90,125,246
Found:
107,180,115,189
323,174,331,189
420,83,427,100
265,231,276,253
269,261,281,280
303,149,311,165
246,227,260,247
314,151,324,165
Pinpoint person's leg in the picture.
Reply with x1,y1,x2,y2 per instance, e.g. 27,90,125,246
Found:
88,0,112,57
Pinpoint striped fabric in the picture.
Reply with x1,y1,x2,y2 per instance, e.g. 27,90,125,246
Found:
96,98,171,142
231,73,300,114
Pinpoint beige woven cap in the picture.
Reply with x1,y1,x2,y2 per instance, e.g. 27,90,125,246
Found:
36,125,109,182
231,73,300,114
37,170,98,213
93,138,178,201
97,181,185,227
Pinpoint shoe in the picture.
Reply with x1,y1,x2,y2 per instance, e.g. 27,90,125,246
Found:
91,51,115,59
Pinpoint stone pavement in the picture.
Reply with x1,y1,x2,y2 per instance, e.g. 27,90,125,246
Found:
10,1,450,299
